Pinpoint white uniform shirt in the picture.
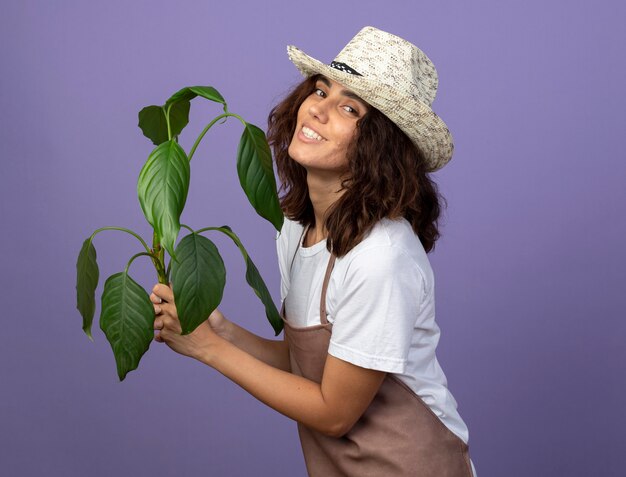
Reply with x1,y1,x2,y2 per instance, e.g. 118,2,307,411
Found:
277,216,471,445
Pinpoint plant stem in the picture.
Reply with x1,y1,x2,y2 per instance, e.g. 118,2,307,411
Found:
151,231,168,284
195,225,233,238
124,252,153,274
89,226,167,282
90,227,151,253
188,112,246,162
164,104,173,140
195,226,248,257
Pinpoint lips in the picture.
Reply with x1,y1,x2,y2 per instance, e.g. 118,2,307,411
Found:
301,124,326,141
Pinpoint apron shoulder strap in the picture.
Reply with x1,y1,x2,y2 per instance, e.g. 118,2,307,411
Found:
319,253,337,325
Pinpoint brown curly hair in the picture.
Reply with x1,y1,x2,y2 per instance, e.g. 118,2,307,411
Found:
267,74,446,256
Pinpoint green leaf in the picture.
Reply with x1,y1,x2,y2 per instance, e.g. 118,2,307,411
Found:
217,226,282,335
100,272,155,381
165,86,226,110
138,86,225,145
236,123,284,232
171,234,226,335
76,238,99,340
138,101,191,146
137,140,190,257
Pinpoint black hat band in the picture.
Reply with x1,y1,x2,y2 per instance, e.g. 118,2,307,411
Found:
330,61,362,76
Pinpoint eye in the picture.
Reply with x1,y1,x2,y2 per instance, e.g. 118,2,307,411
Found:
314,88,326,97
343,105,359,115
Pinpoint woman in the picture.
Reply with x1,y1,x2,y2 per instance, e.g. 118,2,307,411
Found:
152,26,476,476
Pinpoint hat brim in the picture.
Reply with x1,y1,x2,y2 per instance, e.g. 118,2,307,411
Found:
287,45,453,172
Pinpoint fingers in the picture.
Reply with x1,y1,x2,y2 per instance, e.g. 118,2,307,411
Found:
151,283,174,317
152,300,178,320
151,283,181,343
154,317,165,343
152,284,174,303
151,299,163,319
153,312,182,334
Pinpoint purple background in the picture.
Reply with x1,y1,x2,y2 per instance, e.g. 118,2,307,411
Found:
1,1,624,475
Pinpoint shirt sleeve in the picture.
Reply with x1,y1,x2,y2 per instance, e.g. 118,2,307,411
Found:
328,244,425,374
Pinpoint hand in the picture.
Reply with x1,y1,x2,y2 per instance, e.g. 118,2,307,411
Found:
150,283,225,362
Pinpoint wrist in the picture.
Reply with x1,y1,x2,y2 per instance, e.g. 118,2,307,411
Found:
197,332,230,368
208,309,232,342
221,317,235,343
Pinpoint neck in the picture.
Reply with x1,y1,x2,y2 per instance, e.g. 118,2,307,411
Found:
305,171,346,244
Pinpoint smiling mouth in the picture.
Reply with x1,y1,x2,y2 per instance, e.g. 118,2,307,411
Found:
301,126,325,141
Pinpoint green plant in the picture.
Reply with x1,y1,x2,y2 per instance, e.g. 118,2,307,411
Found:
76,85,284,381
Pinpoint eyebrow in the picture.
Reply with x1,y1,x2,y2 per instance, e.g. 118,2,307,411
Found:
318,76,368,107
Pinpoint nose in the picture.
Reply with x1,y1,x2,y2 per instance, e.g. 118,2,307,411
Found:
308,100,328,123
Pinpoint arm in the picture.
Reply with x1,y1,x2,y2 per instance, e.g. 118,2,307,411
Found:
152,284,385,437
151,290,291,372
206,340,386,437
215,310,291,372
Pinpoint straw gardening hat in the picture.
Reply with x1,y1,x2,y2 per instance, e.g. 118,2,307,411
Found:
287,26,454,172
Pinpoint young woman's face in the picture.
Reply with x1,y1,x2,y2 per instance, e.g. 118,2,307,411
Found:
288,76,368,178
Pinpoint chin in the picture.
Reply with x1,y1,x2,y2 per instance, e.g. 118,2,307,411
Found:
288,143,306,167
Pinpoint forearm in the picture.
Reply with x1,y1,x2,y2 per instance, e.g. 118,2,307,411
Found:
153,287,385,440
223,318,291,372
200,337,341,437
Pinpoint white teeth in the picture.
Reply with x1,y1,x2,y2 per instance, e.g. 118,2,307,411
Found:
302,126,323,141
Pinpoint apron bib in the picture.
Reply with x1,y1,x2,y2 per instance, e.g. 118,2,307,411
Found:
282,253,473,477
